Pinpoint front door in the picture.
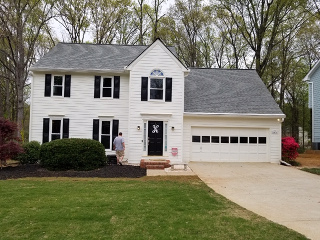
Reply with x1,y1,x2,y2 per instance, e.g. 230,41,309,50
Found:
148,121,163,156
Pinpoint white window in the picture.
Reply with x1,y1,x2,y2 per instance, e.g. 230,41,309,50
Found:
149,69,164,100
102,77,113,98
51,119,62,140
52,76,64,96
100,120,111,149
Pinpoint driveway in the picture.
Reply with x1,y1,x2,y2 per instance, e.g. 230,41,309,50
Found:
189,162,320,240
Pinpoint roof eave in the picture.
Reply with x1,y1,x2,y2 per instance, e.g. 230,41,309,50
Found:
30,67,126,74
184,112,286,119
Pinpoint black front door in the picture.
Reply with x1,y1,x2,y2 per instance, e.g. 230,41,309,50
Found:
148,121,163,156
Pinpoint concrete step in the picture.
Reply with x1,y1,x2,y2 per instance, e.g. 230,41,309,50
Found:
146,165,165,169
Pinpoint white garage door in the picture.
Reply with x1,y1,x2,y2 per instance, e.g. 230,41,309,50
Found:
191,127,268,162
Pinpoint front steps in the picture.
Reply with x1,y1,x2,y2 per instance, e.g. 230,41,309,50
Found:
140,159,171,169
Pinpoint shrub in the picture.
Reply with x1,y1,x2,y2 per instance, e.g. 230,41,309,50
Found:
17,141,41,164
282,137,299,162
40,138,107,171
0,118,23,167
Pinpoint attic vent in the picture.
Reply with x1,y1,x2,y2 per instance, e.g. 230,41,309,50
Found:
150,69,164,76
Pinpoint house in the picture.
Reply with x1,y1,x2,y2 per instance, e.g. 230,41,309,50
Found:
304,61,320,149
29,39,285,164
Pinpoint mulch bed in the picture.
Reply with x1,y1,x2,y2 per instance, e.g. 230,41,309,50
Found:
0,164,146,180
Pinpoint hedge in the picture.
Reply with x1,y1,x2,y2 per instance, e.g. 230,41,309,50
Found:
40,138,107,171
17,141,41,164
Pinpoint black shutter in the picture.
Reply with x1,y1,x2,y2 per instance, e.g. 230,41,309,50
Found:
43,118,50,143
63,118,69,138
112,119,119,144
93,119,99,140
44,74,51,97
94,76,101,98
165,78,172,102
64,75,71,97
141,77,148,101
113,76,120,99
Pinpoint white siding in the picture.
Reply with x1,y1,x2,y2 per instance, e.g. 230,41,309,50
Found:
183,116,282,163
29,72,130,155
127,43,185,163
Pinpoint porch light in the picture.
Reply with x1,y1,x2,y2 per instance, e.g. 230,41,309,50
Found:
171,126,174,130
137,126,140,130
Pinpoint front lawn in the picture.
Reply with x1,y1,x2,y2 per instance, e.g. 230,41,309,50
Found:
0,177,307,240
301,167,320,175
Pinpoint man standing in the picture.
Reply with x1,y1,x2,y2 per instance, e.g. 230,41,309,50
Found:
113,132,125,165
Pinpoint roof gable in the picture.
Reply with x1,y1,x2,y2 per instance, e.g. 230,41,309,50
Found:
303,60,320,81
125,39,189,72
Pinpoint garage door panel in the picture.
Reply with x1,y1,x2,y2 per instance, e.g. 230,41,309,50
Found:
191,127,269,162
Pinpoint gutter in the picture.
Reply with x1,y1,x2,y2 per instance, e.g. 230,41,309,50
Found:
184,112,286,119
29,67,126,74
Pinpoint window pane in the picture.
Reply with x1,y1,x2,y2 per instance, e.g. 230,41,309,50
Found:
211,136,219,143
150,89,163,99
101,135,110,149
52,120,61,133
202,136,210,143
150,79,163,88
103,88,112,97
240,137,248,143
230,137,238,143
259,137,267,144
249,137,257,144
103,78,112,87
221,136,229,143
54,76,63,85
51,134,60,141
101,121,110,134
192,136,200,142
53,86,63,96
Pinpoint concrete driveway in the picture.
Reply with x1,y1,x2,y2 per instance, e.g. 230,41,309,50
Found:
189,162,320,240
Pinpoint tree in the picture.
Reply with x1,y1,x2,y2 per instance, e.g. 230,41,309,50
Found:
90,0,132,44
0,118,23,168
55,0,90,43
165,0,212,67
217,0,310,78
0,0,55,138
134,0,151,45
147,0,166,42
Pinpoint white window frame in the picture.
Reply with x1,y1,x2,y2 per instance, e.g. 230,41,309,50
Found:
149,69,165,101
99,119,112,150
50,118,62,141
52,75,64,97
101,76,113,98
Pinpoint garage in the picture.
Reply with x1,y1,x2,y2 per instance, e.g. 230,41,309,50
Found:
191,127,268,162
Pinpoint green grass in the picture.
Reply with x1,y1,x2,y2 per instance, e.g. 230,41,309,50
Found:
0,177,307,240
301,167,320,175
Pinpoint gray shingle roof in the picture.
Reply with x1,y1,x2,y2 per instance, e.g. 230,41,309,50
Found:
31,42,176,71
185,68,284,115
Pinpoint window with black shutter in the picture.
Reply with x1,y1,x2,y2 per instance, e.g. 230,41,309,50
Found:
93,119,119,149
45,74,71,97
43,117,69,143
